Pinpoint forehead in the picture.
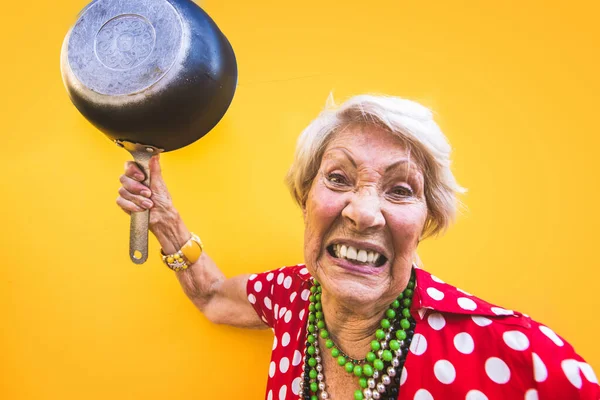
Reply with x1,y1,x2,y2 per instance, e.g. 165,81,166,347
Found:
323,124,422,171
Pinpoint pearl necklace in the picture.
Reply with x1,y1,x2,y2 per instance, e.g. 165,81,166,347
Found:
300,272,417,400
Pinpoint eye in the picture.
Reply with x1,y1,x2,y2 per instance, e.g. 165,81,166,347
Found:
389,186,414,197
326,173,349,186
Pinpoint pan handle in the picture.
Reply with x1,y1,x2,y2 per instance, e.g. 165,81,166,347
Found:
118,141,164,264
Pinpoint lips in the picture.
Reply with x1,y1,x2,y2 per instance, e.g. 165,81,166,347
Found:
327,243,388,267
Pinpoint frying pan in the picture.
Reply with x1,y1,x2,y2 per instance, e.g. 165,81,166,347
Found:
60,0,237,264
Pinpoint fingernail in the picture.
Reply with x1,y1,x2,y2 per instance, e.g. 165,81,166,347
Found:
135,174,145,181
142,200,153,209
141,190,151,198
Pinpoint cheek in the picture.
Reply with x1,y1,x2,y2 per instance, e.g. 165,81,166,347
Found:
304,186,346,257
386,205,427,243
307,185,346,226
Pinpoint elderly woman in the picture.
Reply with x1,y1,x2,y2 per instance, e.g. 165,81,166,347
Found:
117,95,598,400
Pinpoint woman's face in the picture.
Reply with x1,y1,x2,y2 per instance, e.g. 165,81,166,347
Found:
303,124,428,310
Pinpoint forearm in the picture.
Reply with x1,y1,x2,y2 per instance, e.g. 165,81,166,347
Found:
151,211,225,311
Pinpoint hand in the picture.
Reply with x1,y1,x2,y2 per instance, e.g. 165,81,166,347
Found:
116,154,178,231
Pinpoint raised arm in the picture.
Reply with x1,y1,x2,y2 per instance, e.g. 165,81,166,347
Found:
116,155,266,329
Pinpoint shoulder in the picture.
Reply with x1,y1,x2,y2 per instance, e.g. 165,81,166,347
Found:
409,267,599,399
246,264,313,328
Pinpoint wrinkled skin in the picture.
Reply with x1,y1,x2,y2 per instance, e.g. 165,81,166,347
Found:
303,124,428,318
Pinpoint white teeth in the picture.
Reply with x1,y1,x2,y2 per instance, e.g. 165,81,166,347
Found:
357,250,368,262
346,246,357,260
332,244,383,265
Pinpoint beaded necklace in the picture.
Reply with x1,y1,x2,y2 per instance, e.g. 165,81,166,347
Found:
300,272,417,400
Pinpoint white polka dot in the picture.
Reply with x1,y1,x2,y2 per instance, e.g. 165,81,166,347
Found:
434,359,456,384
267,390,273,400
400,367,408,386
279,385,287,400
465,390,488,400
280,357,290,373
427,313,446,331
248,293,256,304
264,297,272,310
485,357,511,384
431,275,445,283
453,332,474,354
457,288,473,296
282,332,291,347
410,333,428,356
503,330,530,351
457,297,477,311
578,362,598,384
413,388,433,400
274,304,279,319
539,325,564,347
532,353,547,382
290,292,297,302
292,350,302,366
299,309,305,321
562,359,582,388
292,377,301,395
297,328,303,340
417,308,427,320
279,306,287,319
269,361,276,377
284,310,292,323
491,307,513,316
277,273,284,285
262,315,268,324
471,315,492,327
272,336,277,350
301,289,310,301
284,276,293,289
300,267,309,275
524,389,539,400
426,287,444,301
249,274,257,281
266,272,274,281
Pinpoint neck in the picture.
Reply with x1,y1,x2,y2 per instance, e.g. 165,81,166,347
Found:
319,292,389,360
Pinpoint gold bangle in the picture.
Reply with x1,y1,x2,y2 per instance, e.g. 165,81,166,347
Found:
160,233,203,272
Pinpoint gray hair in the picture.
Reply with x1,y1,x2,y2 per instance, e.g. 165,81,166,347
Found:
285,94,466,238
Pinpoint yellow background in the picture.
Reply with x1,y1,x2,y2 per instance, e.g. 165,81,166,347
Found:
1,0,599,398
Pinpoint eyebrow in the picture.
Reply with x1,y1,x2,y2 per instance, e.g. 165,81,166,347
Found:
326,147,413,173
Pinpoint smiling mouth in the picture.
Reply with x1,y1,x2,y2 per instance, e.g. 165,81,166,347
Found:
327,244,388,267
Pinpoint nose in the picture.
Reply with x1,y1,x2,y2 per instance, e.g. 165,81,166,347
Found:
341,188,385,232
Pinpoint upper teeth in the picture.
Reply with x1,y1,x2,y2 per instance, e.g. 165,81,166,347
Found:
333,244,382,264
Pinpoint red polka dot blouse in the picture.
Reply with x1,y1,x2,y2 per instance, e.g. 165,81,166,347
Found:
246,265,599,400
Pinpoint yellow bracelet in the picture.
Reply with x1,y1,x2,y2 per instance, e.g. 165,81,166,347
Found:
160,233,203,272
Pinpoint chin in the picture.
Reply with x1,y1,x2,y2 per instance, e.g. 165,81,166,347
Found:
313,257,391,307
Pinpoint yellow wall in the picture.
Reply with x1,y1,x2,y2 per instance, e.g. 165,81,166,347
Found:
1,0,599,398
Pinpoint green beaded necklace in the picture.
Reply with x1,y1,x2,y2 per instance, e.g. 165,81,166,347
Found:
301,272,417,400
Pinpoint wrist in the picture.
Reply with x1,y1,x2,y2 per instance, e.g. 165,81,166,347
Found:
150,210,190,254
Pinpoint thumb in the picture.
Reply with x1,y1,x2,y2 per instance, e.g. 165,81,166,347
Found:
148,153,165,190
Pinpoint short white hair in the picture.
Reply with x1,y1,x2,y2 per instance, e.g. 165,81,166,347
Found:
285,94,466,238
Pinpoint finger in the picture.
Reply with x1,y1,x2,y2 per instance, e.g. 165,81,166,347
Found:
118,187,153,210
124,161,146,182
149,154,162,179
116,196,147,214
148,154,167,192
119,174,152,198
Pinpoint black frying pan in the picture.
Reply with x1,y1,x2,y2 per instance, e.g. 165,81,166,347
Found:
61,0,237,264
